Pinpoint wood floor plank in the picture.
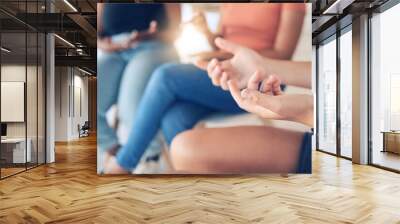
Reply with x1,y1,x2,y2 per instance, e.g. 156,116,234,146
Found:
0,135,399,223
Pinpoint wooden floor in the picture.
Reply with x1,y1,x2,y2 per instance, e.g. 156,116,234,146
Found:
1,163,45,178
1,135,400,223
372,150,400,171
1,167,26,178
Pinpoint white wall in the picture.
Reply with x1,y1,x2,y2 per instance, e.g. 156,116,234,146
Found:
54,66,69,141
1,65,36,137
1,82,25,122
54,67,89,141
1,65,26,135
72,73,89,138
1,63,46,163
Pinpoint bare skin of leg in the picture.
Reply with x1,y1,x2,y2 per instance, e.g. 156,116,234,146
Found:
170,126,305,174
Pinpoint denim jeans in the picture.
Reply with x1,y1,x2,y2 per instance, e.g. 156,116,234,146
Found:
116,63,244,171
97,39,176,151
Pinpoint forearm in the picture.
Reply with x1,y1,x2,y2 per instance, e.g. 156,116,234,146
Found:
294,105,314,128
262,59,311,89
286,94,314,127
157,29,179,43
259,48,292,60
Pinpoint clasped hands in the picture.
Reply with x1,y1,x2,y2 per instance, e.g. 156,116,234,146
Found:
195,38,313,126
98,20,158,52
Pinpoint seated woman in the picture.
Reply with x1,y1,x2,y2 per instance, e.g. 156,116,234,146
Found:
104,3,306,173
171,38,313,173
97,3,180,153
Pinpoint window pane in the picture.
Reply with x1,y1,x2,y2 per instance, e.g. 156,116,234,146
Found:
371,3,400,171
340,29,352,158
318,38,337,154
38,32,46,165
27,31,38,169
1,30,28,177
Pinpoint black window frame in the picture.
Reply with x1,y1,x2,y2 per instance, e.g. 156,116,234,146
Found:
0,0,47,180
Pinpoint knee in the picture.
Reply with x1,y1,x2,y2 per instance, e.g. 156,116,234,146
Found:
151,63,185,84
170,131,201,172
152,63,177,78
146,64,170,89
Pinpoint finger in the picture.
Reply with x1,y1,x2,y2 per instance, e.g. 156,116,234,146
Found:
219,60,233,72
272,81,282,96
241,89,259,103
228,80,244,106
228,81,278,118
220,72,229,91
270,75,283,95
242,89,282,113
260,76,275,95
247,71,263,91
215,37,239,53
148,20,158,33
211,65,223,86
261,75,282,95
194,59,209,70
219,61,237,79
206,59,218,79
260,79,272,95
230,81,285,119
206,58,218,75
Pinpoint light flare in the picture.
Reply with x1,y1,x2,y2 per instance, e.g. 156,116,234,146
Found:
174,23,213,63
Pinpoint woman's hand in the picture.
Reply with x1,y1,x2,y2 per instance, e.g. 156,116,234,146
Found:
195,38,270,90
97,37,131,53
127,20,158,45
228,72,313,127
98,21,158,53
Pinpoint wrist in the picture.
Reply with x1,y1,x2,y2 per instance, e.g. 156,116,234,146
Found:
293,96,314,127
257,59,269,80
263,58,287,84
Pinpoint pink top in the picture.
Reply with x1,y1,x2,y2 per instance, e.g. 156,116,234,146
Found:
220,3,306,51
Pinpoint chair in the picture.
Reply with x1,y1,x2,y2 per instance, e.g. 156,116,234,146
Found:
79,121,90,138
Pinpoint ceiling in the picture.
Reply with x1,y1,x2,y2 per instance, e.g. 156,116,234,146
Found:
0,0,97,74
311,0,392,44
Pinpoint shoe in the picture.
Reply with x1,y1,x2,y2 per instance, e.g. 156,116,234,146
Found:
99,144,120,174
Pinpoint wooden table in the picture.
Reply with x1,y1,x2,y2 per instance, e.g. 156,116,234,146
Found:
1,138,32,165
381,131,400,154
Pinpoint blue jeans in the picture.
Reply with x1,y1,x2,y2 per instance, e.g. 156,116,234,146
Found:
97,40,176,151
116,63,244,171
296,132,312,174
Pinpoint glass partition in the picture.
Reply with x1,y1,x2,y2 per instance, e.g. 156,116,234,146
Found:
317,37,337,154
38,32,45,165
0,1,46,179
371,3,400,171
27,30,38,169
339,29,352,158
1,30,28,177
